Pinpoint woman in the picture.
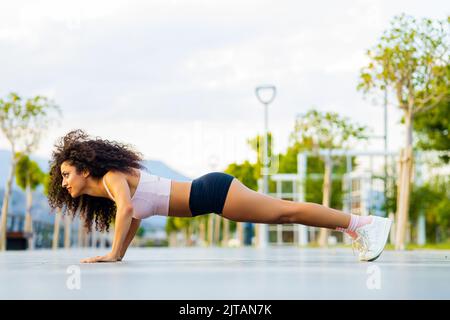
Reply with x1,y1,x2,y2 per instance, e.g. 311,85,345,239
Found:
47,129,392,263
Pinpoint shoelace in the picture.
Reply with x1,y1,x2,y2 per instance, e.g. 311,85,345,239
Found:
351,230,369,258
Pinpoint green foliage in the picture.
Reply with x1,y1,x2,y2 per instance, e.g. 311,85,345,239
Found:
276,142,301,173
165,216,178,234
246,132,276,191
231,109,367,209
290,109,369,150
0,92,61,153
306,157,349,210
143,239,168,247
287,109,368,208
383,175,398,216
410,175,450,242
224,160,259,233
15,152,46,191
225,160,259,191
357,14,449,245
246,132,274,167
165,216,191,233
275,141,348,207
136,226,145,237
413,95,450,163
357,14,449,114
42,173,51,197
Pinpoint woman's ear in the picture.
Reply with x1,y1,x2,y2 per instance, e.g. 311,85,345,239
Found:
82,168,90,178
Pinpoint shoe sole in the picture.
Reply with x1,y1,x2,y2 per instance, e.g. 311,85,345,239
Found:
363,218,392,262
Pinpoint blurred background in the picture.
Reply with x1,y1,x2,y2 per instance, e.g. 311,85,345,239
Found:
0,0,448,252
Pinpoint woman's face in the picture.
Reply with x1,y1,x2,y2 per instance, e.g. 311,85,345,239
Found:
60,161,88,198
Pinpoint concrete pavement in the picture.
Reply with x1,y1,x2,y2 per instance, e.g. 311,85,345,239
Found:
0,246,449,299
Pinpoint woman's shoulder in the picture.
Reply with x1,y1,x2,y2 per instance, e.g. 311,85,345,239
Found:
103,168,139,181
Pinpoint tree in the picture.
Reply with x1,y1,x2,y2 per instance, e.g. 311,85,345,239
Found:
165,216,178,245
246,132,278,191
0,92,61,250
225,161,259,191
413,91,450,163
357,14,449,249
409,175,450,243
227,111,367,247
279,140,352,213
15,153,46,249
174,217,193,246
290,109,369,247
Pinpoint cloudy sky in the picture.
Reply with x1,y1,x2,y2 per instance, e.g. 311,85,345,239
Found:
0,0,447,178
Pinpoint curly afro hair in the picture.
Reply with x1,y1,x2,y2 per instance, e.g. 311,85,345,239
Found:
47,129,147,233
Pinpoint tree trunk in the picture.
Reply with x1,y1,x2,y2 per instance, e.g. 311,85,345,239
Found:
208,215,214,246
64,214,71,248
318,155,332,247
199,219,205,246
52,208,61,250
185,225,192,246
0,157,18,251
237,222,244,247
395,147,413,250
77,216,83,247
214,215,221,245
222,218,229,246
24,183,34,250
77,215,90,247
169,232,176,247
254,223,259,247
395,111,414,250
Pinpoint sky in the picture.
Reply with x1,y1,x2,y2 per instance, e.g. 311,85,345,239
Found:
0,0,447,179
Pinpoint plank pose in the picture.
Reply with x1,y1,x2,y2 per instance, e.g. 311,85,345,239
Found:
48,130,392,263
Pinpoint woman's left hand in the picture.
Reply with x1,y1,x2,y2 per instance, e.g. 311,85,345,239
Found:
80,252,121,263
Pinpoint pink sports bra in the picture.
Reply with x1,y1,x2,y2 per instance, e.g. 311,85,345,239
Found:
102,169,172,219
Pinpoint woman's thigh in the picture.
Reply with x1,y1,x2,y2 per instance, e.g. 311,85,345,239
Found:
221,178,290,223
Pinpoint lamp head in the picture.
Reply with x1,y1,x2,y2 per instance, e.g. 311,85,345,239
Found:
255,85,276,105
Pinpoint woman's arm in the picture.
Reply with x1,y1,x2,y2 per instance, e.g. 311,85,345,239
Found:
118,217,141,260
80,206,133,263
110,205,134,259
80,172,135,263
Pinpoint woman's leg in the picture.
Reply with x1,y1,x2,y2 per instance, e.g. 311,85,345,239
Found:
221,178,351,229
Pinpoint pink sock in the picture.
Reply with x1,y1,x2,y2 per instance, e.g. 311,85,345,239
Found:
335,214,373,239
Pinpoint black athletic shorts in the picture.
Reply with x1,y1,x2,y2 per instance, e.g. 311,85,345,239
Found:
188,172,235,216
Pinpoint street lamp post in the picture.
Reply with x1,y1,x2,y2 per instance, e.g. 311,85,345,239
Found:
255,85,277,248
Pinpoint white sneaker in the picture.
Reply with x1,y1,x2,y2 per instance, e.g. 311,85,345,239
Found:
351,216,392,262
